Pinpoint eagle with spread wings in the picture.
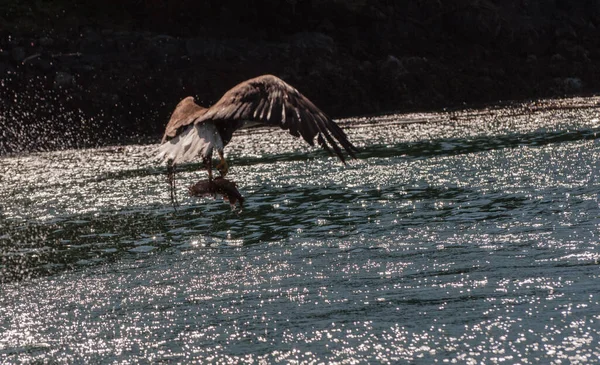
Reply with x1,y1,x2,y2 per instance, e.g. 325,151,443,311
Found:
156,75,358,182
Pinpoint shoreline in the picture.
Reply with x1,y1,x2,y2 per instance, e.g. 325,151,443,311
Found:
2,94,598,158
2,1,599,154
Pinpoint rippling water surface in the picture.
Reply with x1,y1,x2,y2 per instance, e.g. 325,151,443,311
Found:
2,97,600,363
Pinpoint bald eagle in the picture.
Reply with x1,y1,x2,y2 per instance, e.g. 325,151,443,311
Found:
156,74,357,181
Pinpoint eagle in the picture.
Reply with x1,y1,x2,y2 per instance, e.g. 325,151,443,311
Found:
156,74,358,182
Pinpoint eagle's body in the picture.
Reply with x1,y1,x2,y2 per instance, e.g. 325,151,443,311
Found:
157,115,224,165
157,74,357,180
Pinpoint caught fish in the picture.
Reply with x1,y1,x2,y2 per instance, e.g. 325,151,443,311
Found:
188,177,245,210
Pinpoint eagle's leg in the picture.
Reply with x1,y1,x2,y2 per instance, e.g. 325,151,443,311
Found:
202,156,213,181
216,150,229,177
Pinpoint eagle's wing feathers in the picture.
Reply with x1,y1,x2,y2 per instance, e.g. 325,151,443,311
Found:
161,96,208,143
197,74,357,163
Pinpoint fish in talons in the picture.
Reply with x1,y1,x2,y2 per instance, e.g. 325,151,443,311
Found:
188,177,244,210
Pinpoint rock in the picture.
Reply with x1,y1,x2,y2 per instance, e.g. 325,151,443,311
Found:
78,28,108,54
551,54,566,63
548,54,566,75
551,77,584,94
401,56,430,74
365,5,388,20
185,38,242,61
555,25,577,39
380,55,405,76
291,32,336,57
53,71,75,89
71,64,96,73
39,37,54,47
145,35,182,66
561,77,583,92
0,61,15,75
11,47,26,63
336,0,367,12
29,56,53,72
114,32,137,52
75,54,101,69
377,55,411,104
185,38,206,59
569,45,590,62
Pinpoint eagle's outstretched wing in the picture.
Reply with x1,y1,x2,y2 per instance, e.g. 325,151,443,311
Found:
197,74,358,163
161,96,207,143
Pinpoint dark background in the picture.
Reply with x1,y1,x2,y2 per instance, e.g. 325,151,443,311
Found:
1,0,599,153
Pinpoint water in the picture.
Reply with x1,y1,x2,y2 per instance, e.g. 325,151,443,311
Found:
2,97,600,363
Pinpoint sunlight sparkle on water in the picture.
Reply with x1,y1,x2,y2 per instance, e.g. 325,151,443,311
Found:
2,97,600,363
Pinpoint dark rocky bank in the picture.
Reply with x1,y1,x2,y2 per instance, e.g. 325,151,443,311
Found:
1,0,599,154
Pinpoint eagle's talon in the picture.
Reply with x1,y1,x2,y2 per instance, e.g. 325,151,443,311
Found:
216,159,229,177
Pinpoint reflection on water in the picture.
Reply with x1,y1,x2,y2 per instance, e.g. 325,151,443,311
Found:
1,97,600,363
